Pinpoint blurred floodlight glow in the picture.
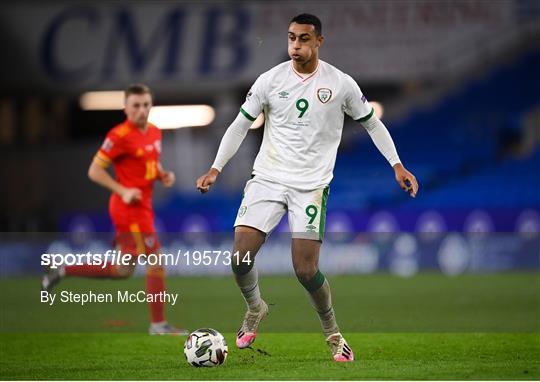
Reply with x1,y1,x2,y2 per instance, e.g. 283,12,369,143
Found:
149,105,215,129
250,113,265,129
80,91,124,110
79,90,215,129
370,101,384,119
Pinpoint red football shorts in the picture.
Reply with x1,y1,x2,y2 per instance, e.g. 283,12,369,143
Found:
109,199,160,257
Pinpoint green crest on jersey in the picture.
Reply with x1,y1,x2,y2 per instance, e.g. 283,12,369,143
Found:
317,88,332,103
278,91,289,99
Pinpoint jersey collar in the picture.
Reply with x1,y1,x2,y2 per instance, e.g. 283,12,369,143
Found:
125,119,150,134
291,60,320,83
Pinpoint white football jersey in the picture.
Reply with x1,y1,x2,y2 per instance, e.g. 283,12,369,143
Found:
241,59,373,190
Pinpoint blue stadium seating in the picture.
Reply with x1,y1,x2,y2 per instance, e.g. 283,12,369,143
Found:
332,48,540,211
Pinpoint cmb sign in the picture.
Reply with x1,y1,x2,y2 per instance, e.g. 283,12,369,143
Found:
1,2,261,92
40,5,251,82
0,1,534,92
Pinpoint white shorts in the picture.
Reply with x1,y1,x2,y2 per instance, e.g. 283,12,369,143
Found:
234,176,330,241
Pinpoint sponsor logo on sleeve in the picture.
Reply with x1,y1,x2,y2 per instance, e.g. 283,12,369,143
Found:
238,206,247,217
101,138,114,152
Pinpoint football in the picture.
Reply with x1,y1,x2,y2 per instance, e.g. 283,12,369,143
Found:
183,328,228,367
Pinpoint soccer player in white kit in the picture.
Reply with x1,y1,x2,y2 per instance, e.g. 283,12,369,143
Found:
197,14,419,362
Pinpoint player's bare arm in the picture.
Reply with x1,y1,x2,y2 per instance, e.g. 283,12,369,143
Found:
88,159,142,204
393,163,419,198
158,162,176,187
196,168,220,193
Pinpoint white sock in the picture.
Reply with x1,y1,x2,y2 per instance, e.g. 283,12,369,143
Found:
235,267,263,312
307,279,340,337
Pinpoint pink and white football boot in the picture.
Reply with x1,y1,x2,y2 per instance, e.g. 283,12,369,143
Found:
326,332,354,362
236,300,269,349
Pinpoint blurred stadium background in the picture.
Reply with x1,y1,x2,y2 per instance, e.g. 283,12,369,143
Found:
0,0,539,277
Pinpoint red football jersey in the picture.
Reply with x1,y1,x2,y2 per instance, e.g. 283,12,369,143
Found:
95,119,162,212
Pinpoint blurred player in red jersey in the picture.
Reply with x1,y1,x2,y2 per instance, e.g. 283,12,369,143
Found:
42,84,186,335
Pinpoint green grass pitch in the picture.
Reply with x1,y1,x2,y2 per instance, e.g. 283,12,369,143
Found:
1,273,539,380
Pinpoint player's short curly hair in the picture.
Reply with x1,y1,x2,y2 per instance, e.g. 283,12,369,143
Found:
289,13,322,36
124,83,152,99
